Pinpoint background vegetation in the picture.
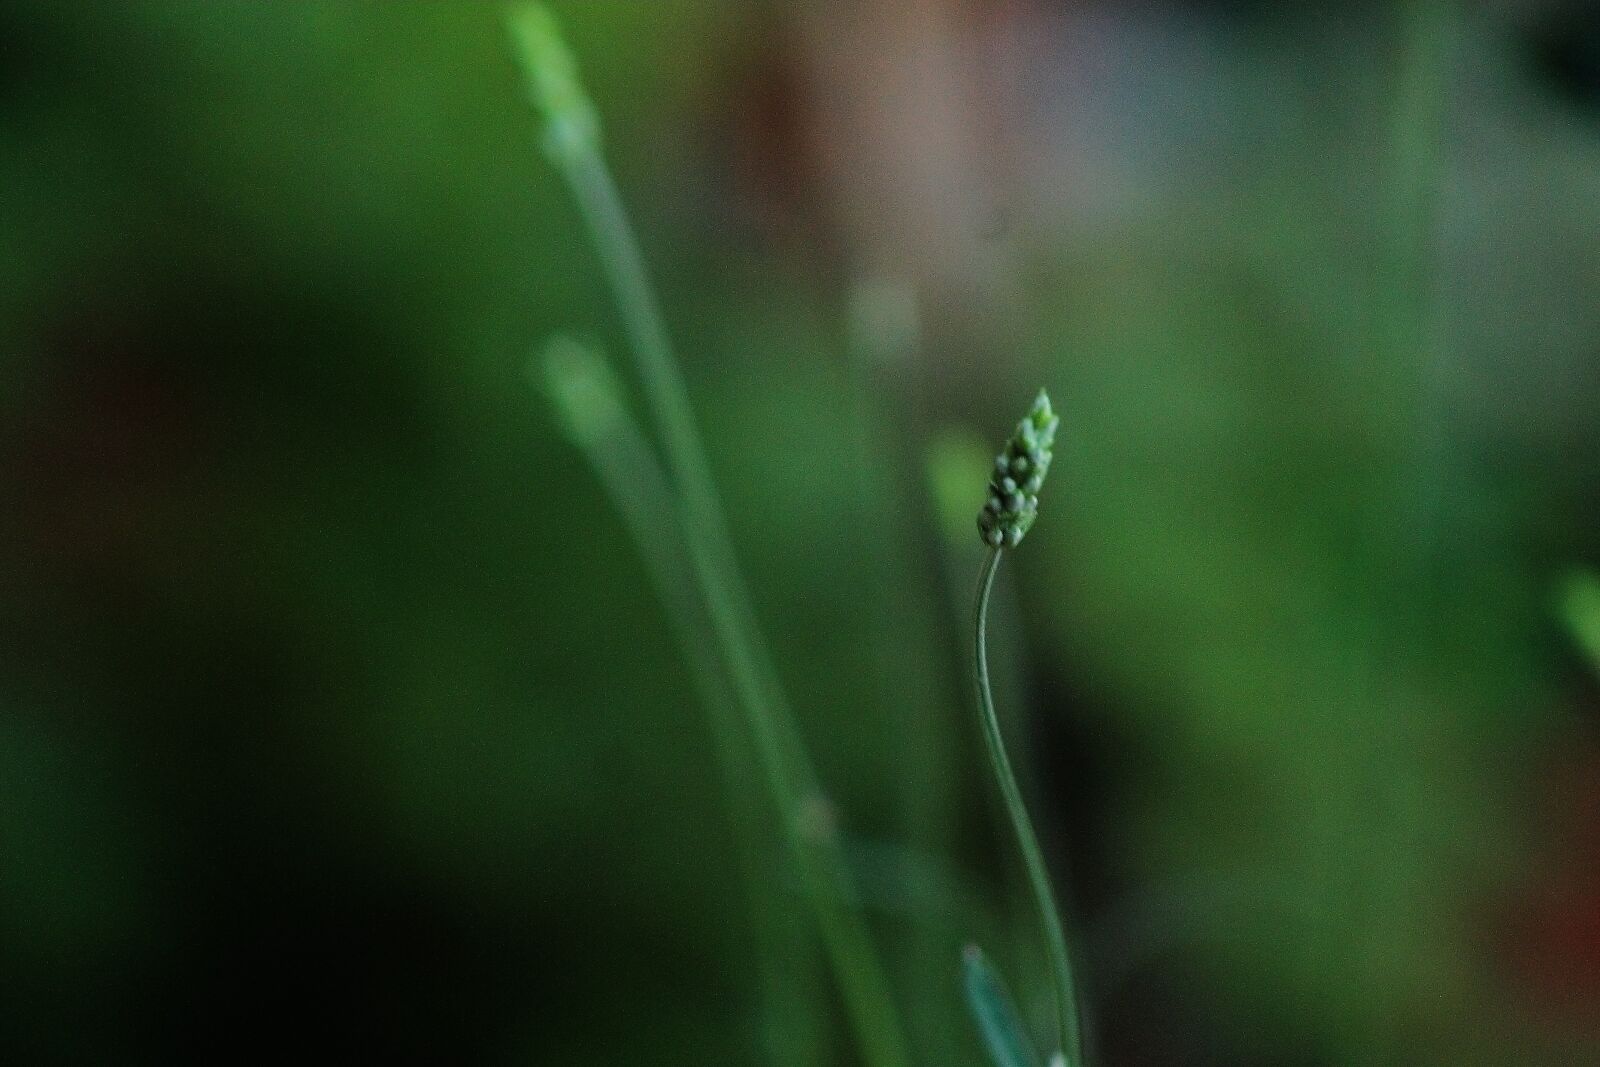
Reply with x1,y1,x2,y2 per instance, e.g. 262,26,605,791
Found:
3,1,1599,1064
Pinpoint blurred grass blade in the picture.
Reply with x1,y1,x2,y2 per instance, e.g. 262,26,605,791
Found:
963,945,1044,1067
1560,569,1600,673
510,8,911,1067
504,2,600,159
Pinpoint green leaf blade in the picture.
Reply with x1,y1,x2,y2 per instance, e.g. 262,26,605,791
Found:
962,945,1044,1067
1561,569,1600,674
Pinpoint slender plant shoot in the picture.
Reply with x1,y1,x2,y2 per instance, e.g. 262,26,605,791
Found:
963,944,1044,1067
971,391,1082,1067
508,9,909,1067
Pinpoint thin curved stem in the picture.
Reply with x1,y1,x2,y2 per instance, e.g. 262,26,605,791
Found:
974,547,1082,1066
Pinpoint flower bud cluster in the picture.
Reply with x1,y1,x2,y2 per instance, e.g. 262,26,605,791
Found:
977,391,1057,548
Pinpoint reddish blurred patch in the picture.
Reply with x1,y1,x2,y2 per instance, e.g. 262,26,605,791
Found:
1495,727,1600,1030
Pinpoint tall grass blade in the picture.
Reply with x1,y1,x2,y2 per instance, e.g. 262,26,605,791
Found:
510,10,911,1067
962,945,1044,1067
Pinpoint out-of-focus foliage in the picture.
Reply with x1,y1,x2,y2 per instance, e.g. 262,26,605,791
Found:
1562,571,1600,672
2,2,1599,1065
963,945,1043,1067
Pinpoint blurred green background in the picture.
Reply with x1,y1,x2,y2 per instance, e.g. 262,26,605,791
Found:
3,1,1600,1064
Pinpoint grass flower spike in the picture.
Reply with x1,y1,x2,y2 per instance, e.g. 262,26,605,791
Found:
969,389,1082,1067
978,390,1058,548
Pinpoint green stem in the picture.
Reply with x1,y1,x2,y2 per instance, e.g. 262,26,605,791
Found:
974,548,1081,1066
550,112,910,1067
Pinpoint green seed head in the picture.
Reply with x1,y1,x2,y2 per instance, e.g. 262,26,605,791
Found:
977,390,1057,548
505,3,601,160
